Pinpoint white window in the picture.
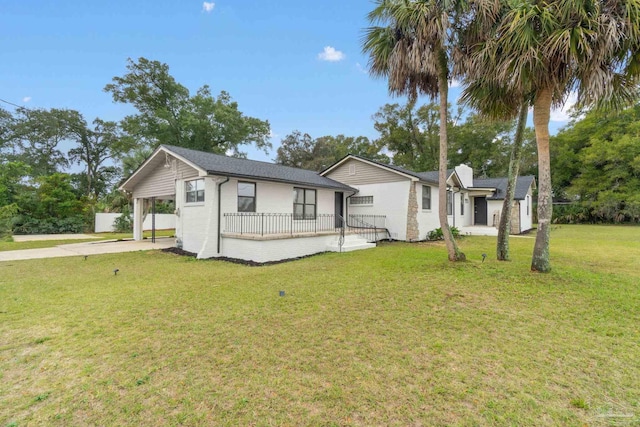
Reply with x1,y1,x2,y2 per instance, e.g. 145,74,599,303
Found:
447,192,453,215
238,182,256,212
348,164,356,175
350,196,373,205
460,193,465,215
185,179,204,203
293,188,316,219
422,186,431,210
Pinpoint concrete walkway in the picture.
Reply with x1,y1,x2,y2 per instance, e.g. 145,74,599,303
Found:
0,238,176,262
11,233,100,242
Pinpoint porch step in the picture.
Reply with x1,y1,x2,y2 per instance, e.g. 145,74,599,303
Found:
326,234,376,253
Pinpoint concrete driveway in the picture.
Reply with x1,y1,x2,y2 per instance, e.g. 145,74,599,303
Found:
0,238,176,262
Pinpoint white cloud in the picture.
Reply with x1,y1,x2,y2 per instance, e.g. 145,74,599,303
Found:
318,46,345,62
202,2,215,13
550,92,578,122
22,96,31,103
448,79,461,88
355,62,368,74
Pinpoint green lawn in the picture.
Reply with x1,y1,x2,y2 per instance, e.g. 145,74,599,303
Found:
0,230,175,252
1,225,638,426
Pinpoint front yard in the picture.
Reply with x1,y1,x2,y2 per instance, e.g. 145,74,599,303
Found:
1,225,638,426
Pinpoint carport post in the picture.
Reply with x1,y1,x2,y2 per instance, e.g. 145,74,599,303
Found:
133,198,144,241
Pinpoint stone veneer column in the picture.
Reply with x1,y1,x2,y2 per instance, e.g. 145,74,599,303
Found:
406,182,419,241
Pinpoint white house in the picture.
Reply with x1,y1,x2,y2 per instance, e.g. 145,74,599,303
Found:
321,155,536,240
119,145,377,263
119,146,536,263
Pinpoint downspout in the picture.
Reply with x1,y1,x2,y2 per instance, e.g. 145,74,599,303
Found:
217,177,230,254
345,192,356,225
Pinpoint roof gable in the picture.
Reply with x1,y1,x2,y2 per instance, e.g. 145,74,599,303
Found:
321,154,443,184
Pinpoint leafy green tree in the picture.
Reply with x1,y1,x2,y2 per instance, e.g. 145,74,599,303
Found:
7,108,84,176
12,173,86,234
372,101,440,171
276,131,388,171
363,0,467,262
0,107,14,155
104,57,271,156
0,161,30,207
465,0,640,272
551,105,640,223
449,112,516,178
68,118,128,199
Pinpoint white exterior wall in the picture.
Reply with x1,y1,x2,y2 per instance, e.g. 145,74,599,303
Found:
450,191,470,230
416,183,440,240
459,192,472,227
415,186,472,239
347,181,410,241
454,164,474,188
218,178,337,216
521,193,533,231
216,178,341,258
487,200,504,228
222,234,340,263
95,213,176,233
175,176,219,257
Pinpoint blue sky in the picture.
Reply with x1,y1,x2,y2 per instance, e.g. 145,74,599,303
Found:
1,0,573,164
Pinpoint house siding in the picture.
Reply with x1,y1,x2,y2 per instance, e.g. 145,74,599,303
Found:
133,160,199,199
175,177,219,256
326,159,407,185
222,235,338,263
347,181,410,240
215,178,339,258
416,183,441,239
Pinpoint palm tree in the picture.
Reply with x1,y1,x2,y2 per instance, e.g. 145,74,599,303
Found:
465,0,640,272
363,0,466,261
458,73,532,261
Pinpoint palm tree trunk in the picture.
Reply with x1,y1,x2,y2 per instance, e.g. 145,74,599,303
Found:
531,88,552,272
436,49,465,262
497,102,528,261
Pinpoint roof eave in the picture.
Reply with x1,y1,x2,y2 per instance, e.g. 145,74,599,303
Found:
206,170,357,192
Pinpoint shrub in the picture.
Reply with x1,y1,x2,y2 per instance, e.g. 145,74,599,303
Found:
0,203,19,238
113,207,133,232
12,215,86,235
427,226,460,241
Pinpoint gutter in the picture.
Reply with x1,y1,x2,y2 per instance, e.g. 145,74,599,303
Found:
217,177,230,254
206,170,355,192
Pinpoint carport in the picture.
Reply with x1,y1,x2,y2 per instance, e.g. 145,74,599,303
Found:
120,149,200,242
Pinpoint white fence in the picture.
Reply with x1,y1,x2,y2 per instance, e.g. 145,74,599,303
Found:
95,213,176,233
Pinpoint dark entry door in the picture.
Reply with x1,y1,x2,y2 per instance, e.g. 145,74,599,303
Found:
335,192,344,227
474,197,487,225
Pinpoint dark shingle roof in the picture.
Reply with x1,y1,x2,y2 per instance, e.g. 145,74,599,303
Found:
163,145,355,191
473,176,536,200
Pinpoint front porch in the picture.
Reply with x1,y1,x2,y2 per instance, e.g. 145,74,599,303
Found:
222,213,388,242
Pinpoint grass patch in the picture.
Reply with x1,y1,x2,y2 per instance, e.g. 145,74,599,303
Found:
0,225,639,425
